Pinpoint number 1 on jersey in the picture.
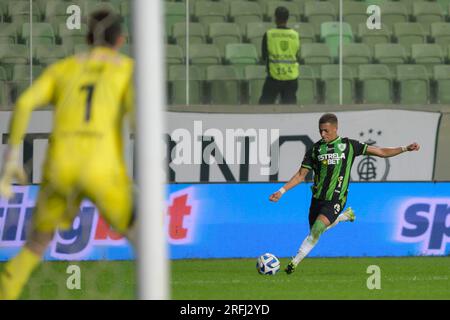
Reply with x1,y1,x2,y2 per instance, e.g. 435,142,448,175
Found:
81,84,95,122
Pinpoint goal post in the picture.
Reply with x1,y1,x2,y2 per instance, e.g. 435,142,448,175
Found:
133,0,170,300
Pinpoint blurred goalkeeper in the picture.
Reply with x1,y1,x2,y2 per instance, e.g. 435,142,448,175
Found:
269,113,420,274
0,10,136,299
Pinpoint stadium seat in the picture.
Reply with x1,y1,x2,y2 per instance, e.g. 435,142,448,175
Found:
358,64,393,104
411,44,445,77
0,44,29,80
245,22,273,58
209,23,242,57
225,43,258,65
298,65,316,105
12,64,44,81
244,64,266,105
430,22,450,53
165,2,186,34
172,22,206,50
229,1,263,31
166,44,184,65
194,1,228,26
378,2,408,30
0,23,18,44
341,43,372,75
59,23,88,54
8,1,41,24
225,43,259,78
22,23,56,46
74,43,90,54
189,43,222,65
413,2,445,33
396,64,429,105
168,64,204,105
357,23,391,54
320,64,354,104
265,1,302,22
304,1,336,35
289,22,316,44
374,43,409,75
82,1,119,17
342,1,370,33
0,65,9,107
34,45,68,66
393,23,427,55
300,43,333,77
433,64,450,104
206,65,241,105
321,21,353,59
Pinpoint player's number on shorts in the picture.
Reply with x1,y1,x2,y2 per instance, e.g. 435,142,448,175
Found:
81,84,95,122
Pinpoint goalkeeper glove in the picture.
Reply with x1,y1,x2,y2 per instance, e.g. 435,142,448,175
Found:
0,146,27,200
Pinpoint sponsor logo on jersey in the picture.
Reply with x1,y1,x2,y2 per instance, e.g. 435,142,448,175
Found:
318,153,346,165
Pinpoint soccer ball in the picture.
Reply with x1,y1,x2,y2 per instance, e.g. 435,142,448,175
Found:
256,253,280,275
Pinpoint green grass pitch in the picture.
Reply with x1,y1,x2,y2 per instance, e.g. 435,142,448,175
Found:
4,256,449,299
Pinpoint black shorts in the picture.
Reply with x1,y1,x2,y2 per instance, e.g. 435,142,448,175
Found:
308,197,346,229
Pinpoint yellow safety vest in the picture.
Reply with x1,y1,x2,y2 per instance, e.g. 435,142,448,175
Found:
267,28,300,80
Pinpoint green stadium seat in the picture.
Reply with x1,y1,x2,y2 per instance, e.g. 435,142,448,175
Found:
265,1,302,22
289,22,315,44
413,2,445,33
244,64,266,105
168,65,204,105
321,21,353,59
298,65,316,105
12,65,44,81
189,43,222,65
436,0,449,15
206,65,241,105
165,2,186,34
82,1,119,17
225,43,259,78
304,1,336,35
357,23,391,54
411,44,445,77
166,44,184,65
433,64,450,103
34,44,68,66
374,43,409,75
172,22,206,50
194,1,227,26
209,23,242,57
430,22,450,53
343,1,370,33
8,1,41,24
229,1,263,31
300,43,333,77
378,2,408,30
393,23,427,55
0,65,9,107
0,23,18,44
396,64,429,104
358,64,393,104
225,43,258,65
342,43,372,75
22,23,55,46
0,44,29,80
74,43,90,54
320,64,354,104
59,23,88,54
245,22,273,58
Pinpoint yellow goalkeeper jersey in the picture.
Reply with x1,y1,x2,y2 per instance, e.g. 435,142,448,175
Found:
8,46,134,150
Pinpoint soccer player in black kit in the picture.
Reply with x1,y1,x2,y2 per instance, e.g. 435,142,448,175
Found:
269,113,420,274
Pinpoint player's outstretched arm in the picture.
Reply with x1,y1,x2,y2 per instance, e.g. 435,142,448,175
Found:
269,167,309,202
366,142,420,158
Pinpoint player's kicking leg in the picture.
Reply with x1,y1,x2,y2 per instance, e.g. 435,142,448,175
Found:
285,207,356,275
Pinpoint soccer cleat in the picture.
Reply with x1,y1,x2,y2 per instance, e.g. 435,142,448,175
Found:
284,261,296,275
343,207,356,222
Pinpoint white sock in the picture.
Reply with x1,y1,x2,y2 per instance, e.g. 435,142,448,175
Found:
292,234,318,266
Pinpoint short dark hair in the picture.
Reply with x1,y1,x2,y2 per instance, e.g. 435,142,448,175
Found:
87,10,122,47
319,113,338,125
275,6,289,24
